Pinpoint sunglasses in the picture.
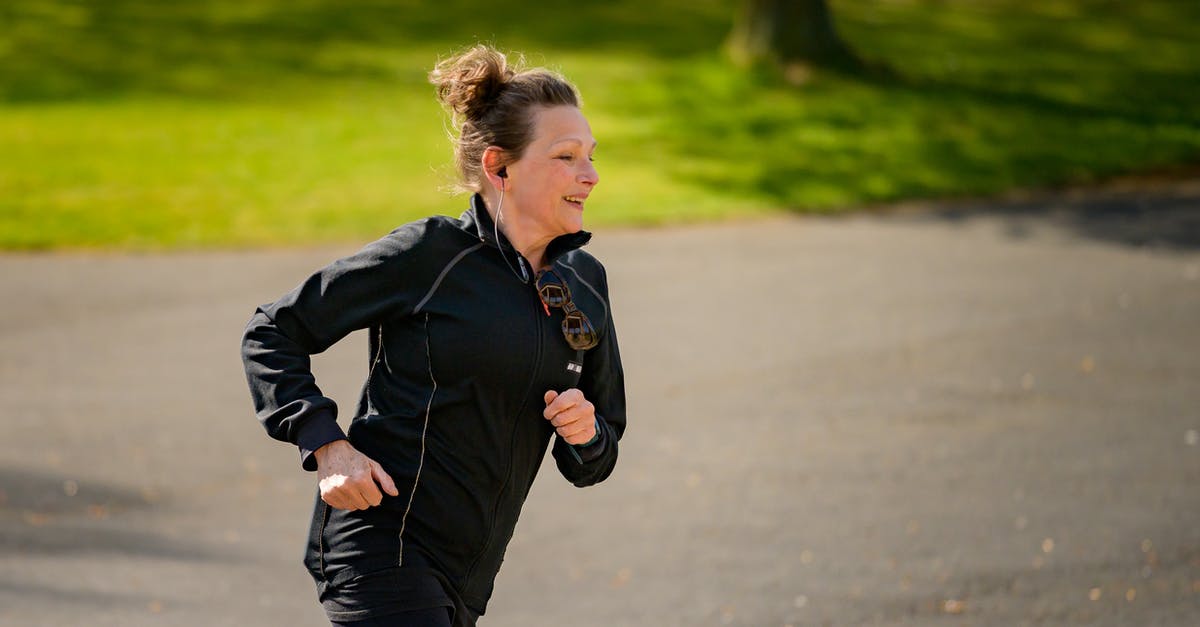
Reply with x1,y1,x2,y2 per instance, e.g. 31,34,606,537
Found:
535,268,599,350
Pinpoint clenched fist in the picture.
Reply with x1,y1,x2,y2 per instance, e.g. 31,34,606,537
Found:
313,440,399,510
543,388,597,445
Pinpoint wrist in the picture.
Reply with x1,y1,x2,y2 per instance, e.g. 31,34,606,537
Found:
573,420,602,448
313,439,350,465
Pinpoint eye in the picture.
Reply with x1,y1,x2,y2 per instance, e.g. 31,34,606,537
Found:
557,154,575,162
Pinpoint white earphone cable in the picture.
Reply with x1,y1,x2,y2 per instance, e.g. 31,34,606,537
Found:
494,184,529,283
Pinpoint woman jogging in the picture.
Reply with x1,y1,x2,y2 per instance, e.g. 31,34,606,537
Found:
241,44,626,626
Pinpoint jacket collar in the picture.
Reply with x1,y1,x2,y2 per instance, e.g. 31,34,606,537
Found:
463,193,593,268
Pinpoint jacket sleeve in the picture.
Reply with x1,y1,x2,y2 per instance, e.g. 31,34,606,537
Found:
240,221,433,471
552,263,626,487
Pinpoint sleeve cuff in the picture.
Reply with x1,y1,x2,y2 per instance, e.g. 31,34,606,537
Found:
566,418,607,464
296,411,348,472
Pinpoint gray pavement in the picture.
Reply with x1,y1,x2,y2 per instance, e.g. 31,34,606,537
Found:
2,182,1199,626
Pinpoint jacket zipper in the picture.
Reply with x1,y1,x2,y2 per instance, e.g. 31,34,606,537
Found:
463,270,546,585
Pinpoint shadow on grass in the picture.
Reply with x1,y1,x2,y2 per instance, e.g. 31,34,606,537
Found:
0,0,732,102
617,1,1200,214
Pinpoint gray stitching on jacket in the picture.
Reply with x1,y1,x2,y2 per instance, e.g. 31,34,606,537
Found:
398,312,437,566
556,260,608,322
414,242,485,314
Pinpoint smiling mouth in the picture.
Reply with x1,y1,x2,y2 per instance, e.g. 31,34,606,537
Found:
564,195,586,209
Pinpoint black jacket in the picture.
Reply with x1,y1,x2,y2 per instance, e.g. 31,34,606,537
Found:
241,195,626,621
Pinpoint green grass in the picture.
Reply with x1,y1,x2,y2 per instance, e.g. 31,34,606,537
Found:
2,0,1198,249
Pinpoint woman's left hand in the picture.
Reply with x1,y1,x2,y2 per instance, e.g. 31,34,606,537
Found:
543,388,597,445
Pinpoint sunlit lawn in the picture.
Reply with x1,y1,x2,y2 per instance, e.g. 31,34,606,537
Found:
2,0,1198,249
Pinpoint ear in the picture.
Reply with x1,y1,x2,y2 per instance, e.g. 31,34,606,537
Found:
482,147,509,190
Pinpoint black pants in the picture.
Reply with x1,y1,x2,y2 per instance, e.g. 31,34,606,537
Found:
331,606,452,627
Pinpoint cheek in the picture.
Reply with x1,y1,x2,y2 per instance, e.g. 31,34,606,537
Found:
554,163,578,183
534,169,570,193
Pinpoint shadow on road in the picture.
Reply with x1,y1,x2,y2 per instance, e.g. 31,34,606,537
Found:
0,465,218,562
903,181,1200,251
0,578,164,610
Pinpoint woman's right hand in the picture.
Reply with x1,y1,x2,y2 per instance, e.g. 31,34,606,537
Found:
313,440,399,510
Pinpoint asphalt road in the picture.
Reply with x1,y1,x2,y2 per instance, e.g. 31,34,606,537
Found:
2,182,1199,626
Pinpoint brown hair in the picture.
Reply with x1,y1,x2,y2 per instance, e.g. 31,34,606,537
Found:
429,45,580,192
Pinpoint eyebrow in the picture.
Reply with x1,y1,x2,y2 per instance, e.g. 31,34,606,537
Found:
551,138,598,150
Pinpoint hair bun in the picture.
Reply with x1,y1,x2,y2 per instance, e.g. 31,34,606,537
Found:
430,45,517,123
428,45,580,193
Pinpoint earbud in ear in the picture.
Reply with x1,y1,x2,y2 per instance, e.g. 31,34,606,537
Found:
497,167,508,178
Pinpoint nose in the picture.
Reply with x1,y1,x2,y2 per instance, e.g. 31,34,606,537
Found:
578,159,599,188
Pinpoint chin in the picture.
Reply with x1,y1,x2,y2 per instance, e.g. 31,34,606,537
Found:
557,215,585,234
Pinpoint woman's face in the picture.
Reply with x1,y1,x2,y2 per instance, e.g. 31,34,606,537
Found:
505,105,599,239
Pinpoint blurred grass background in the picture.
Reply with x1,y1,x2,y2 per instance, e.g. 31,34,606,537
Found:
1,0,1198,249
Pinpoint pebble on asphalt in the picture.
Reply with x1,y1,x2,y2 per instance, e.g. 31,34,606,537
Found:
941,599,966,614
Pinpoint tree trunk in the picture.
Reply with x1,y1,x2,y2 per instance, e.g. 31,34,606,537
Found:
728,0,861,72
